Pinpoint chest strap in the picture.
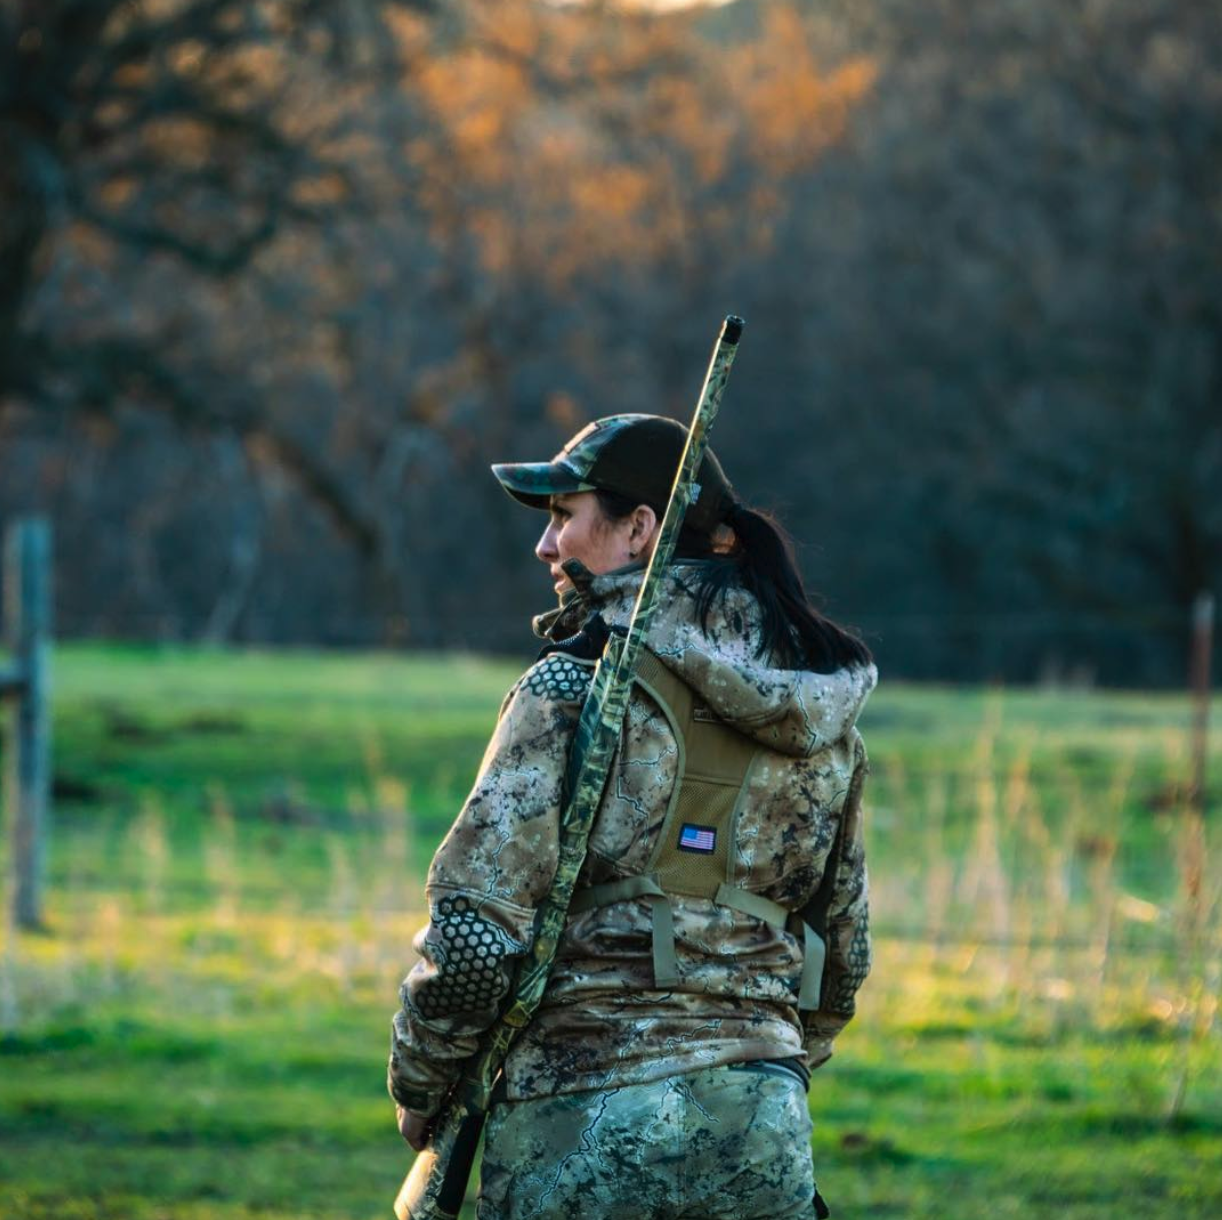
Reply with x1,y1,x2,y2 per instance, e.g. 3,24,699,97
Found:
568,648,830,1011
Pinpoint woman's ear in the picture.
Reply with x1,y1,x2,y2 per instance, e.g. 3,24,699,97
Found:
630,505,658,556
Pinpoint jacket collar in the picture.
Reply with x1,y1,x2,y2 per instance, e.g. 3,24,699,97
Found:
532,558,647,642
532,559,876,759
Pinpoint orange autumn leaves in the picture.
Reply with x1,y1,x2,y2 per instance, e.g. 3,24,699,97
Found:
391,1,876,290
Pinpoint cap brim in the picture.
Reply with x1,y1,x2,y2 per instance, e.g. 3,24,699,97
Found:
490,461,596,509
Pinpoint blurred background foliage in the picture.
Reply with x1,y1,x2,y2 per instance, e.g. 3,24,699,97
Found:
2,8,1220,1216
1,0,1219,684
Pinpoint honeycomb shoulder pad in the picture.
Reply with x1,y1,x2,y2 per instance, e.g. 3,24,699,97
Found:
522,653,595,704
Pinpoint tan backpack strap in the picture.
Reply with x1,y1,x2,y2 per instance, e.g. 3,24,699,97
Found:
570,874,665,913
791,917,828,1010
713,883,788,927
648,895,680,986
569,650,769,994
567,874,679,987
633,648,694,722
716,883,825,1011
634,651,759,895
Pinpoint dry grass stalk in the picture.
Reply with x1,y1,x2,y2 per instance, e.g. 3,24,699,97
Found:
1003,735,1035,1002
205,782,239,927
1082,749,1132,1019
373,774,412,914
959,724,1010,991
1168,740,1215,1121
920,769,951,971
134,794,169,915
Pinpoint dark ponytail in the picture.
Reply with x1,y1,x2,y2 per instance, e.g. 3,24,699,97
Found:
593,488,872,673
711,504,871,672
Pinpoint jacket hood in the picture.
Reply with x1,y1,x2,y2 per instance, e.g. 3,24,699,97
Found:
534,560,876,758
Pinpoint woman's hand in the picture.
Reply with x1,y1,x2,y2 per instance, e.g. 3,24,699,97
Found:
396,1103,431,1152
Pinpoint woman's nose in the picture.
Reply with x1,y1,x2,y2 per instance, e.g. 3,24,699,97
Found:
536,523,558,562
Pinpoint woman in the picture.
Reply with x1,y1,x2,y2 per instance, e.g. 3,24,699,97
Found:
389,414,876,1219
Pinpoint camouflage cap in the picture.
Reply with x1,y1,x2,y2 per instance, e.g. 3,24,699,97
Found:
491,414,736,535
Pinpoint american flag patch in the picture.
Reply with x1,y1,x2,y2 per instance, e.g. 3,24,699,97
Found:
679,823,716,854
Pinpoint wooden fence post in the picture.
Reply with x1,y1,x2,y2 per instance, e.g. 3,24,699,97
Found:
1,518,52,931
1188,591,1214,818
1168,590,1216,1121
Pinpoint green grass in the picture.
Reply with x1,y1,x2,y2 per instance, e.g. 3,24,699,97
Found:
1,643,1219,1218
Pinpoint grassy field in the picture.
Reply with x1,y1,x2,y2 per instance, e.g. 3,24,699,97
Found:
1,643,1220,1219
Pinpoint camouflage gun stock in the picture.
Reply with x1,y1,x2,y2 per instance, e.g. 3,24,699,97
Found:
394,314,745,1220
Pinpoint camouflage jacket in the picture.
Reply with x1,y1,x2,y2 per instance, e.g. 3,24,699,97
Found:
388,562,876,1117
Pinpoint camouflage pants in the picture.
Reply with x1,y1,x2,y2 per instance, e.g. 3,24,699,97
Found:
477,1061,818,1220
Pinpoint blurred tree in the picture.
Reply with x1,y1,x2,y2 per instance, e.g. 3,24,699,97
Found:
379,0,875,637
0,0,433,558
4,0,1213,683
790,0,1222,681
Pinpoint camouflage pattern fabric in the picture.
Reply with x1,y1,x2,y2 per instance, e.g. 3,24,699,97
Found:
490,412,737,536
388,561,876,1118
478,1061,818,1220
490,414,659,507
399,326,742,1219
